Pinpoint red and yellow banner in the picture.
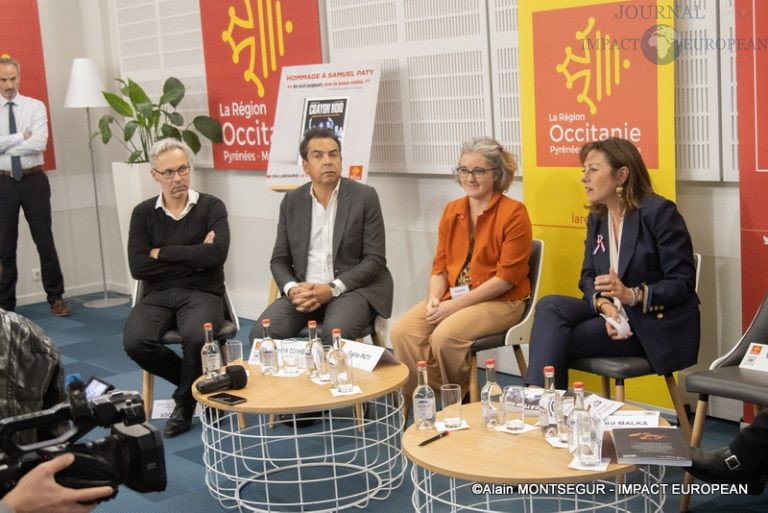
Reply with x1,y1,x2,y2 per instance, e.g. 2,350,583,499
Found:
520,0,676,406
735,0,768,423
199,0,322,170
0,0,56,170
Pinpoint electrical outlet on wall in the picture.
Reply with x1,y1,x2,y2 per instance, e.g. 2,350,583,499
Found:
31,269,41,281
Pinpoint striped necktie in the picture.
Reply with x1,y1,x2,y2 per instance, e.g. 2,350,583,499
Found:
8,102,23,181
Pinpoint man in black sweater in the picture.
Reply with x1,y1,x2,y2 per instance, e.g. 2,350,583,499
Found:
123,139,229,438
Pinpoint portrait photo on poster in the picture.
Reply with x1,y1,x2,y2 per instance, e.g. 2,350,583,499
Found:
301,97,348,142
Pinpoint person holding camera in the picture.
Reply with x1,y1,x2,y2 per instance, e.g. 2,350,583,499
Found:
0,453,113,513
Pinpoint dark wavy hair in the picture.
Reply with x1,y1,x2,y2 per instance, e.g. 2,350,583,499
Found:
299,127,342,161
580,137,654,217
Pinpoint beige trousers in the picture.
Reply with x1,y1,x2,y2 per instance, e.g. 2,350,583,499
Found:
391,299,525,402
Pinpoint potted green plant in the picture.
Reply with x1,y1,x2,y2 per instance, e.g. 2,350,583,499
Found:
99,77,223,291
97,76,223,163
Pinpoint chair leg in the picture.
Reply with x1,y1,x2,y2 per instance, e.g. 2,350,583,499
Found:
142,371,154,419
513,344,528,377
664,374,692,442
600,376,611,399
680,396,709,512
469,353,480,403
614,379,625,402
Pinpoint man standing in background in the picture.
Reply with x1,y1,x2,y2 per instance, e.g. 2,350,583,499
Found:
0,57,70,316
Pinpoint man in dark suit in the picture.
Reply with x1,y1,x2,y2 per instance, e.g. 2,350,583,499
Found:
252,127,392,344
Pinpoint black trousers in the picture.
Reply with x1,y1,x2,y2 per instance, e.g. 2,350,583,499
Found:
730,409,768,470
524,295,648,389
0,173,65,310
251,290,374,345
123,288,225,406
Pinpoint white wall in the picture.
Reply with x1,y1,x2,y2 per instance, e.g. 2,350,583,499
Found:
15,1,744,420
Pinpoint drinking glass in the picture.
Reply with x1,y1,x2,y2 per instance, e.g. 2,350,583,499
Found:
224,340,243,366
502,385,526,432
440,384,462,429
315,345,332,383
575,412,603,466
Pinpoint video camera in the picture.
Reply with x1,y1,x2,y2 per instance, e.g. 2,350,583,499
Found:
0,381,166,501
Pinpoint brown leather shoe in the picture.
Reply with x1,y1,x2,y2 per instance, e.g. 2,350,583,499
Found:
50,299,72,317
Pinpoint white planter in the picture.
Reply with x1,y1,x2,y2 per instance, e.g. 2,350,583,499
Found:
111,162,157,293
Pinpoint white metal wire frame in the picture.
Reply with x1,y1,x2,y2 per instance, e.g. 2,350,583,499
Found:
199,392,405,512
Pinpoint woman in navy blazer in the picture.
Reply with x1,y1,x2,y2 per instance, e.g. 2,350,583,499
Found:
525,138,700,389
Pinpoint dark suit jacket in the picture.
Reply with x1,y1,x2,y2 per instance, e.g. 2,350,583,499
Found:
579,194,700,374
270,177,394,317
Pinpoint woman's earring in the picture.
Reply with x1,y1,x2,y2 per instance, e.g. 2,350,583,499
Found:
616,184,624,200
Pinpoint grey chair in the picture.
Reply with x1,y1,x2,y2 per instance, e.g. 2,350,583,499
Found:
680,292,768,511
569,253,701,442
468,239,544,402
132,281,240,419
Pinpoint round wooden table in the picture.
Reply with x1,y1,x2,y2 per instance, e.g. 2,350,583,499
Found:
402,402,667,512
193,361,409,513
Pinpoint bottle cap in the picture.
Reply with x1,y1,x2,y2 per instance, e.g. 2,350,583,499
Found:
543,365,555,373
417,360,427,368
332,328,341,335
485,358,495,366
203,322,213,329
573,381,584,389
308,320,317,328
262,319,270,327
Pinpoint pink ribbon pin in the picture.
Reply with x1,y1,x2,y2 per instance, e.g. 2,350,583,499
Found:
593,234,606,254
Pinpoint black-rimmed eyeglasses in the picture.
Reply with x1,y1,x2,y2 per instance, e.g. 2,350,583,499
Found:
453,166,497,178
152,164,191,180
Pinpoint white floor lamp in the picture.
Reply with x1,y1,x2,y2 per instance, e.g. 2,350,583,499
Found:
64,58,129,308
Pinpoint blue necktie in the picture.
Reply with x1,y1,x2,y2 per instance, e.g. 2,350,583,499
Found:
8,102,23,181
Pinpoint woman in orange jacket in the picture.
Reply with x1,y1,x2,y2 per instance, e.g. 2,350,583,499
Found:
391,137,532,403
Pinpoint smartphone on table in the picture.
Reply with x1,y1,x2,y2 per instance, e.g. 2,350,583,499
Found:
208,392,247,405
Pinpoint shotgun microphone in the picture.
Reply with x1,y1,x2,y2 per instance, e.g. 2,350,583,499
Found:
196,365,248,394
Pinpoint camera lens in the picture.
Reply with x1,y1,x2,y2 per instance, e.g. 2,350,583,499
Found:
77,422,166,493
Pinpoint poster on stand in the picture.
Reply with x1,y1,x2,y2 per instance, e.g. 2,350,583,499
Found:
267,62,381,189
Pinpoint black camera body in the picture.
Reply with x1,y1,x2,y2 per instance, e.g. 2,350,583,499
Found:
0,384,167,500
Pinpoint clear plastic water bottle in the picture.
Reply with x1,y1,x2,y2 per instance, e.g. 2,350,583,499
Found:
569,381,586,453
259,319,278,376
200,322,221,377
480,358,503,428
412,361,436,430
538,365,559,437
572,381,601,466
304,320,323,378
328,329,353,392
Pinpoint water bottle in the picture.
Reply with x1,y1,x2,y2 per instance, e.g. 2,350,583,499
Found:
200,322,221,377
328,329,353,392
304,320,323,378
480,358,503,428
259,319,278,375
412,361,436,429
538,365,559,437
572,381,601,466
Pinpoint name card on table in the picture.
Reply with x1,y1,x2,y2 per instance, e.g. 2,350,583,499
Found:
341,339,399,372
739,343,768,372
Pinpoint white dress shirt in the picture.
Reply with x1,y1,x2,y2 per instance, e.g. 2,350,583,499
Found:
0,93,48,170
155,189,200,220
283,180,347,296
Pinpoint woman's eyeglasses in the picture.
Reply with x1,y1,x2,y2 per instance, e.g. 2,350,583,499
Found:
152,164,191,180
453,166,497,178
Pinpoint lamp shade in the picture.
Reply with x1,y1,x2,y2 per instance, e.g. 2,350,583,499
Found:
64,58,108,109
